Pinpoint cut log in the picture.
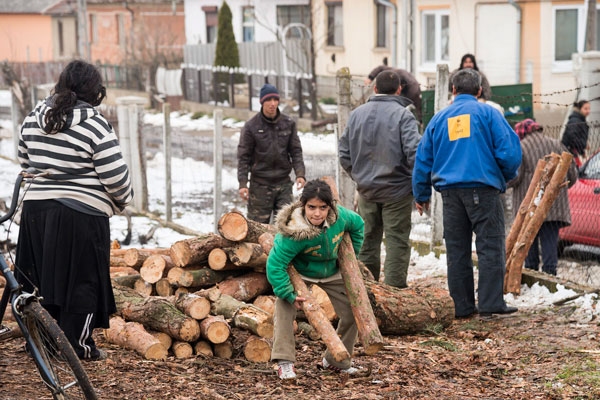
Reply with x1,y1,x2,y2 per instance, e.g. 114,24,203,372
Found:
298,321,321,341
213,340,233,359
170,233,234,267
133,278,154,297
167,267,234,288
124,248,170,269
199,315,230,344
288,265,350,363
171,341,194,358
140,254,175,284
112,284,200,342
110,266,139,277
364,280,455,335
217,211,276,243
207,248,243,271
104,316,168,360
309,284,336,321
112,274,141,289
243,335,272,363
194,286,223,302
211,293,274,339
252,295,276,316
172,292,211,320
110,256,128,269
194,340,214,357
257,233,274,255
155,278,175,297
149,330,173,350
217,272,271,302
223,242,268,270
110,248,128,257
505,152,573,294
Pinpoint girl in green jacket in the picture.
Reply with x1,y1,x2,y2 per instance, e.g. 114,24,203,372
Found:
266,179,366,380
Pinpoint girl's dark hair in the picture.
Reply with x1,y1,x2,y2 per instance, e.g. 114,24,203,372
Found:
459,53,480,71
574,100,589,110
44,60,106,134
299,179,335,210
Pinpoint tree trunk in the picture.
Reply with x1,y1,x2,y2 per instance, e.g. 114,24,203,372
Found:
124,248,171,269
112,284,200,342
169,233,234,267
199,315,230,344
217,271,271,302
104,316,168,360
243,335,272,363
218,211,276,243
140,254,175,284
223,242,267,270
211,293,274,339
167,267,234,288
364,280,455,335
149,330,173,350
288,265,350,363
505,152,573,294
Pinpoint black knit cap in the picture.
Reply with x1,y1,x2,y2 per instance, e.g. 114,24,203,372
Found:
259,84,280,104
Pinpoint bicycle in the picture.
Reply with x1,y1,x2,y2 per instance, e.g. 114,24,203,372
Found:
0,171,97,399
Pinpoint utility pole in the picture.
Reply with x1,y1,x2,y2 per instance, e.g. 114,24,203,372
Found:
77,0,89,60
585,0,597,51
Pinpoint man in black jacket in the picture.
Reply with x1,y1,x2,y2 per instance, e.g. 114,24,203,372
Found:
237,84,306,223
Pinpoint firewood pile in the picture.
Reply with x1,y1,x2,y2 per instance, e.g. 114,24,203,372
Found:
108,210,455,362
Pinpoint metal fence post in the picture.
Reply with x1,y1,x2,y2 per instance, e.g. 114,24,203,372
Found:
297,77,303,118
229,69,235,109
213,109,223,233
163,102,172,222
248,73,253,111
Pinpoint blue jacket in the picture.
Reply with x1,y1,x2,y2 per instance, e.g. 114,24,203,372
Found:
412,94,522,202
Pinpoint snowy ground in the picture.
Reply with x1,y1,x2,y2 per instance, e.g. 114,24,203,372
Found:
1,98,599,323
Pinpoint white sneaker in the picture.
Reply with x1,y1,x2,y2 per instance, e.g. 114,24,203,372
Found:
277,361,297,380
322,358,369,377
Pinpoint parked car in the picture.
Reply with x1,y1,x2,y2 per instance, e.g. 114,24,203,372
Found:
559,151,600,251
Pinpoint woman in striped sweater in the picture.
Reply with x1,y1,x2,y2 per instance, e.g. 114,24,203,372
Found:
16,60,133,360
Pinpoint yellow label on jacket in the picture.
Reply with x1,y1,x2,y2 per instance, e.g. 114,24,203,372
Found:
447,114,470,141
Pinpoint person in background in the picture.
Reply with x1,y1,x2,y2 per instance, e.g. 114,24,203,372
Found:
562,100,591,167
364,65,422,122
340,70,421,289
16,60,133,360
449,53,492,101
237,83,306,223
509,119,578,276
412,68,521,319
266,179,367,380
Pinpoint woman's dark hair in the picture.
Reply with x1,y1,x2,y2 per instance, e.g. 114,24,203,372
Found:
574,100,589,110
299,179,335,210
44,60,106,134
459,53,480,71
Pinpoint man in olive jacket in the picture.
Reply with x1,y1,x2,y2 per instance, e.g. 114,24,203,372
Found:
237,84,306,223
339,70,421,288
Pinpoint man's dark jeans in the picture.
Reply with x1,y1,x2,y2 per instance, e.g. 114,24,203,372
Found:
248,181,293,224
441,187,508,317
525,221,561,275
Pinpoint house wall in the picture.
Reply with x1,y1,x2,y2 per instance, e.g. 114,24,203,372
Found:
0,15,54,62
51,16,78,60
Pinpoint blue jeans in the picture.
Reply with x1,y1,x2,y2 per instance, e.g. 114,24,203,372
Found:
525,221,561,275
441,187,508,317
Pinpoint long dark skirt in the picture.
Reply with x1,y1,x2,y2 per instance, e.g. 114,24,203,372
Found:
15,200,116,328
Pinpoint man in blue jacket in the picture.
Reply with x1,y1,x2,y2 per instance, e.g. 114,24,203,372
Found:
339,70,421,288
412,68,522,319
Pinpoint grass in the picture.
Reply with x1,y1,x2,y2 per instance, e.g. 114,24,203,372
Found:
191,111,205,119
320,97,336,105
419,339,458,352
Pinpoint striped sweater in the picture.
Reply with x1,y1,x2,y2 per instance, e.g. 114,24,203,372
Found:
18,98,133,217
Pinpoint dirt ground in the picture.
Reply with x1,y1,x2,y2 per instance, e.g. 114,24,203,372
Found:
1,278,599,400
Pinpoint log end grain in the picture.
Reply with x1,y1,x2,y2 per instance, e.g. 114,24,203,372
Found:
243,336,271,363
218,212,248,241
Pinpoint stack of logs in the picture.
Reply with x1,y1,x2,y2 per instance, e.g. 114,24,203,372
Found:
108,211,455,362
504,151,574,294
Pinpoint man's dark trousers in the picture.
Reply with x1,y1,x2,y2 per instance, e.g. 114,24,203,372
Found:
441,187,507,317
247,181,293,224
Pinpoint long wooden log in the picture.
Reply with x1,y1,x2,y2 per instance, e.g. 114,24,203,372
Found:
309,284,337,321
506,159,546,259
104,316,168,360
112,284,200,342
217,211,276,243
199,315,230,344
149,330,173,350
223,242,268,270
211,293,274,339
207,248,245,271
288,265,350,362
505,152,573,294
170,233,235,267
124,248,171,269
140,254,175,284
217,272,271,302
167,267,233,288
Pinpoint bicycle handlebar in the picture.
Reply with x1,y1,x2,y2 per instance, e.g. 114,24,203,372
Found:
0,170,49,225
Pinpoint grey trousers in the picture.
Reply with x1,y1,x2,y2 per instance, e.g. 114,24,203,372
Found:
270,277,357,369
441,187,508,317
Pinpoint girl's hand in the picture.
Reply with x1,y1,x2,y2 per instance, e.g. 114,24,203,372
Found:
293,297,306,310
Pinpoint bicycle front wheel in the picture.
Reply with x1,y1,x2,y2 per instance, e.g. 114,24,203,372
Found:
22,301,98,400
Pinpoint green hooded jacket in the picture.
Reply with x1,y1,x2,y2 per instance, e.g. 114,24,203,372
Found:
266,201,364,304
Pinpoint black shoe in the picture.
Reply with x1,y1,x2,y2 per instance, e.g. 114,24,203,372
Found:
479,306,518,319
455,308,478,319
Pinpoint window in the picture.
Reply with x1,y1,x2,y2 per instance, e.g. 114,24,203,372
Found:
327,2,343,46
117,14,126,48
89,14,98,44
421,10,449,66
242,6,254,42
376,4,388,48
553,5,600,69
277,5,310,38
203,6,218,43
58,20,64,56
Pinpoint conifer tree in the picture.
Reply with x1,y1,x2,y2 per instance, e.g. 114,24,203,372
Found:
213,1,239,102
